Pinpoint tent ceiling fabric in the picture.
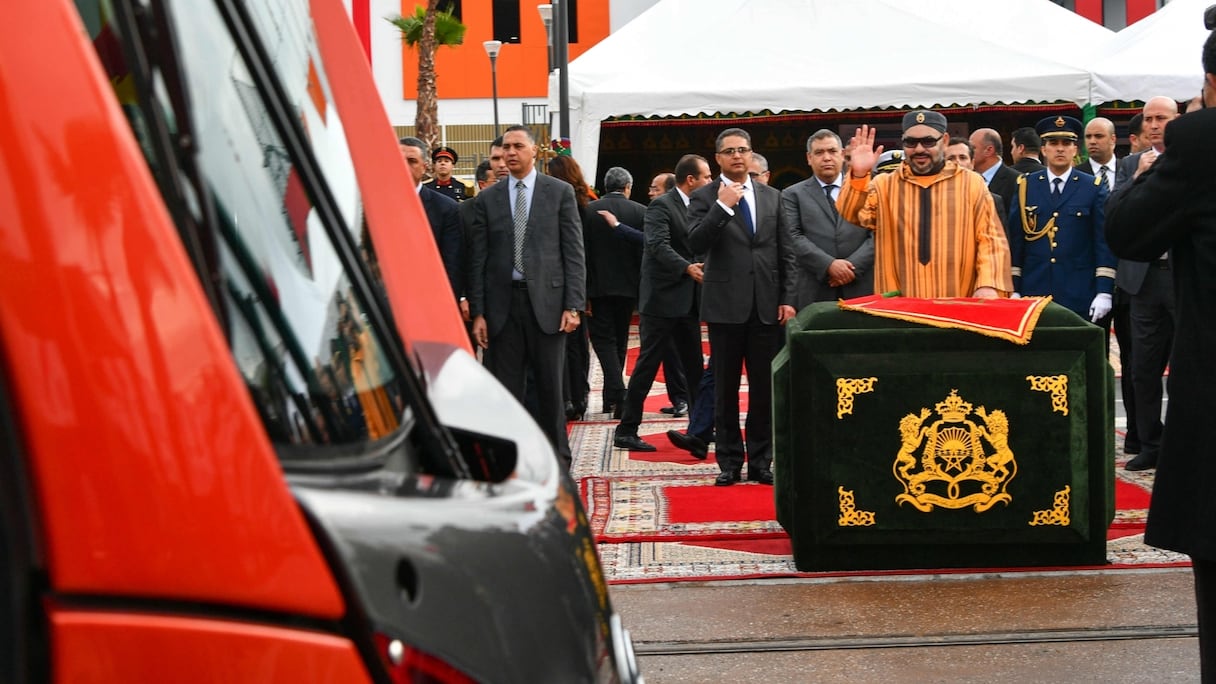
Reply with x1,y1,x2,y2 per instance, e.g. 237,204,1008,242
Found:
1089,0,1210,105
559,0,1115,178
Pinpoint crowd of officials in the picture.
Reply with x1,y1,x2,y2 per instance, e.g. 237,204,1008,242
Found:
405,113,1134,480
404,26,1216,669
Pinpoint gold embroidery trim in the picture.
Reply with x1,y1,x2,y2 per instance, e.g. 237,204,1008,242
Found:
838,486,876,526
1029,486,1071,526
836,377,877,419
1027,374,1069,415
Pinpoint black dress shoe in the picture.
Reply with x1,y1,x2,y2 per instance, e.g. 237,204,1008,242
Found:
1124,451,1157,471
665,430,708,459
1124,438,1142,455
613,433,657,452
747,470,774,485
659,401,688,417
714,471,741,486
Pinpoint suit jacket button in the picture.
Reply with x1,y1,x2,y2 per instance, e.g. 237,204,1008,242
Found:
1050,258,1057,264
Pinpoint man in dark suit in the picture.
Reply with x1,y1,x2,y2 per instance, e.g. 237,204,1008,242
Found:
1111,95,1180,472
458,160,495,325
687,128,799,486
468,125,586,468
399,137,462,300
1080,117,1118,190
1007,116,1115,321
1105,37,1216,672
970,128,1021,241
1009,127,1045,174
613,155,714,453
1079,116,1137,452
781,129,874,307
584,167,646,416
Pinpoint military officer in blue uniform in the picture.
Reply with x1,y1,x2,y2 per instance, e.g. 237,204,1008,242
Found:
1008,115,1116,324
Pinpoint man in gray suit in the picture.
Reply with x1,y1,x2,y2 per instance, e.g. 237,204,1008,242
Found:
781,129,874,307
612,154,714,452
970,128,1021,244
688,128,799,486
1111,96,1180,472
468,125,586,468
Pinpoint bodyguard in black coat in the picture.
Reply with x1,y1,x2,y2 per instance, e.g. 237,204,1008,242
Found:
1106,103,1216,678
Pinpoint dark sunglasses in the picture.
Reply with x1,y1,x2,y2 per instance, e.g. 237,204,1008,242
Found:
901,135,942,149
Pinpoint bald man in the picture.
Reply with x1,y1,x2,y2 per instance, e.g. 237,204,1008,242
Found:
970,127,1020,240
1110,96,1180,473
1081,117,1117,192
649,172,676,201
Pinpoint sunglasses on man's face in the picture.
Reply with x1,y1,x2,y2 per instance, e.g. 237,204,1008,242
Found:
901,135,942,149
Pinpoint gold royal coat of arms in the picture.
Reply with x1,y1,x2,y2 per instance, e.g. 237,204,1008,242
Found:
894,390,1016,513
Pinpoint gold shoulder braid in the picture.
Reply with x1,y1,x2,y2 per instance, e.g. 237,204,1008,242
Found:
1019,175,1055,242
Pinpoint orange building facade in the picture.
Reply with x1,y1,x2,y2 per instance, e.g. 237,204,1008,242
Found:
395,0,611,100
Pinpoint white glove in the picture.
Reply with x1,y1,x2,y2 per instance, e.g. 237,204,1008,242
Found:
1088,292,1113,322
1010,292,1022,299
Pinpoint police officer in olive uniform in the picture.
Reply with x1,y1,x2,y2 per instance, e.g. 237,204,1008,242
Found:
1008,115,1116,324
424,146,471,203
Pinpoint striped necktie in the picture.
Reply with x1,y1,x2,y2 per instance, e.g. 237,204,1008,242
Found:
513,180,528,274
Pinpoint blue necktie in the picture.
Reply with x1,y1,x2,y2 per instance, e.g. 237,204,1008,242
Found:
738,195,755,234
1052,178,1063,197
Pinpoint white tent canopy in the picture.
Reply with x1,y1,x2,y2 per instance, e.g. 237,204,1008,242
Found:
557,0,1112,178
1089,0,1210,105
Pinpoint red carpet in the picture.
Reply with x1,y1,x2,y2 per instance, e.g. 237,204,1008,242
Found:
574,320,1189,584
582,474,1153,545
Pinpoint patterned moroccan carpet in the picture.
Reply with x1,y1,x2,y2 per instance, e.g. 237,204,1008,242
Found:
570,322,1187,585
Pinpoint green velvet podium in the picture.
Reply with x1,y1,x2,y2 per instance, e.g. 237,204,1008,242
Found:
773,301,1115,571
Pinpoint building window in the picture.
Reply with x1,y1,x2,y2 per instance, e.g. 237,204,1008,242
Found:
442,0,462,22
492,0,521,43
566,0,579,43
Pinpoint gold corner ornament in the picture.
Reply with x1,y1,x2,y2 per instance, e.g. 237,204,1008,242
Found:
1029,486,1071,526
893,390,1017,513
1026,374,1069,415
838,486,876,526
836,377,877,419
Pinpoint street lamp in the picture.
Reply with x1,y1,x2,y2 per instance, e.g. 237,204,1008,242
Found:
482,40,502,136
542,0,569,143
537,4,553,73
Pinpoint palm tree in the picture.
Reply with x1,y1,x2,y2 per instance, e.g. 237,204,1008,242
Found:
388,3,467,151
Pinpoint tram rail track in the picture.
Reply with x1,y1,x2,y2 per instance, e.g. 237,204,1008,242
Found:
635,623,1198,656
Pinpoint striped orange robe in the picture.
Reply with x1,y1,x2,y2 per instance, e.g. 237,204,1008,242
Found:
838,163,1012,298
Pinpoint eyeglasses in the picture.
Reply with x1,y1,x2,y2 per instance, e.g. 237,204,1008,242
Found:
717,146,751,157
901,135,942,149
748,170,768,178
